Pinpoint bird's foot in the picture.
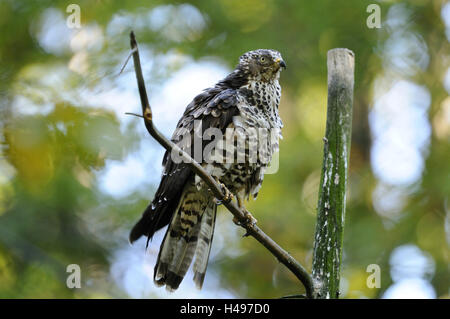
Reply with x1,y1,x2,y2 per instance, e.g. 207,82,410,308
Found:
222,185,234,203
221,184,233,203
212,177,233,204
233,208,257,227
243,209,258,226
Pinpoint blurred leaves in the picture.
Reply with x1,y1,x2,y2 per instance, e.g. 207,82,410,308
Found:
0,0,448,298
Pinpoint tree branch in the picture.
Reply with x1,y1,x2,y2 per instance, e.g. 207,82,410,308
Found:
128,31,313,298
311,48,354,298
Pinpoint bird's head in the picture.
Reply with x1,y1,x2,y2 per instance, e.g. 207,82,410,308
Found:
238,49,286,82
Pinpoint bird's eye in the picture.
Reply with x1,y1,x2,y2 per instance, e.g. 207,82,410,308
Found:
260,57,266,63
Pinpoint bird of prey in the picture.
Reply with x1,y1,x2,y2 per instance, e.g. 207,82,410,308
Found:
129,49,286,291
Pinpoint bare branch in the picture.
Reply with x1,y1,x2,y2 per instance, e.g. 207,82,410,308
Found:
128,31,313,298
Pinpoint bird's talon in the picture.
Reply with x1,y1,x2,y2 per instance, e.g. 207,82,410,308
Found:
242,230,251,237
244,210,257,225
221,183,233,203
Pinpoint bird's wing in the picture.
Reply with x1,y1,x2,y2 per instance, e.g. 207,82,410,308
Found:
129,87,239,244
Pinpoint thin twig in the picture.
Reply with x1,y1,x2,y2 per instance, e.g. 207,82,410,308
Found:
124,112,144,118
118,47,137,76
128,31,313,298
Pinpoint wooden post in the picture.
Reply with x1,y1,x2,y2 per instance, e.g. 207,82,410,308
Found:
312,48,355,299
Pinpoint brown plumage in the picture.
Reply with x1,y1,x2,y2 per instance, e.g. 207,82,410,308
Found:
129,49,286,291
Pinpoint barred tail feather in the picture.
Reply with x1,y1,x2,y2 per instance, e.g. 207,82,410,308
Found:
153,201,182,288
193,202,217,289
164,221,201,291
154,186,215,291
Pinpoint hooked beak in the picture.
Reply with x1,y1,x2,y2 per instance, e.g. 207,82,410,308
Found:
276,58,287,69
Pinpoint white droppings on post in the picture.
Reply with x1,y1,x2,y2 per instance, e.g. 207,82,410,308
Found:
334,173,339,185
312,276,324,297
343,141,348,171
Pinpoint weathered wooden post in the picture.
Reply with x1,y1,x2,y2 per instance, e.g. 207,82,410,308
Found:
312,48,355,299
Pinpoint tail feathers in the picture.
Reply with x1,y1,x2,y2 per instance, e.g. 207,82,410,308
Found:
153,201,183,289
129,207,152,244
129,197,173,244
156,222,201,291
154,189,216,291
193,203,217,289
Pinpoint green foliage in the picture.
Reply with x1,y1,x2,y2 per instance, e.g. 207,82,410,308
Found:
0,0,448,298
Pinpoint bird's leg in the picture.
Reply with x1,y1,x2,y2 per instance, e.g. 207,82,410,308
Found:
233,194,257,227
211,176,233,205
221,184,233,203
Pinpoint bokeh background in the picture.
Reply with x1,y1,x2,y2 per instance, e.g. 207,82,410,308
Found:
0,0,449,298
